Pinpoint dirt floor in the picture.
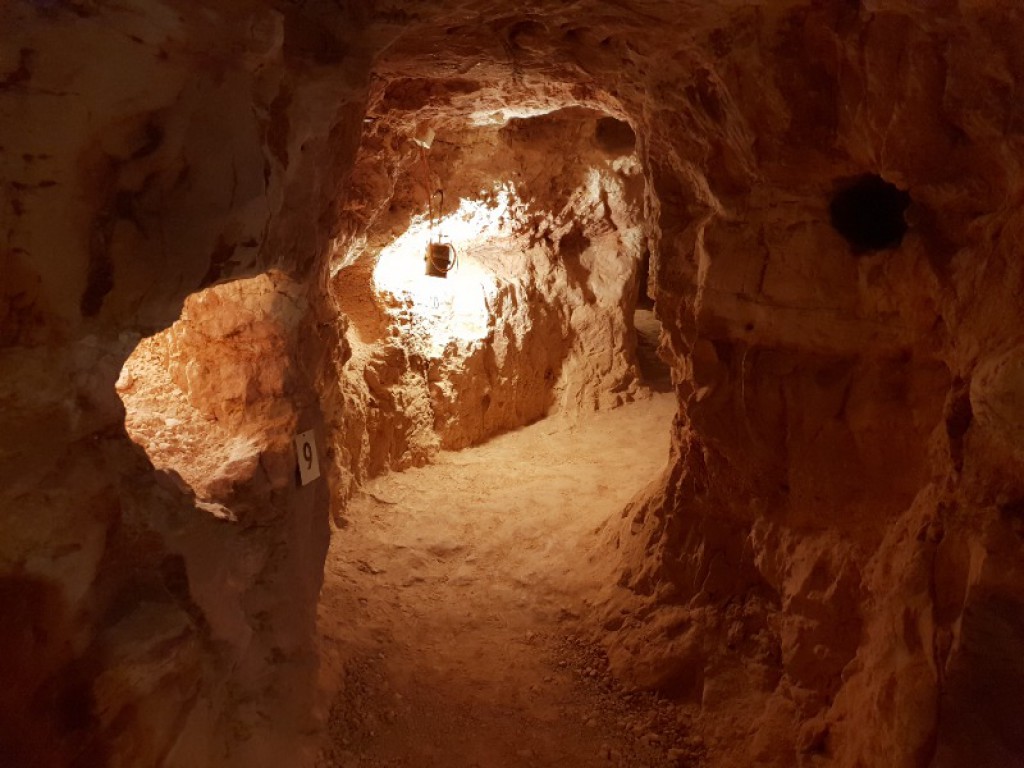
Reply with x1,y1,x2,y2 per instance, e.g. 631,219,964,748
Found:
315,390,706,768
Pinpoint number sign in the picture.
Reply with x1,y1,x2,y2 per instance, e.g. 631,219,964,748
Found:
294,429,320,486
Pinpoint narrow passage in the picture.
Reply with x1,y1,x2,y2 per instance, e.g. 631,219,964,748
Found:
317,393,700,768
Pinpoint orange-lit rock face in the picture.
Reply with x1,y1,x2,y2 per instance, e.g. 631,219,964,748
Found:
326,107,649,495
120,273,306,500
4,1,1024,767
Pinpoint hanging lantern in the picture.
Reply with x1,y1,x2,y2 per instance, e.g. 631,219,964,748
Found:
425,242,455,278
424,186,456,278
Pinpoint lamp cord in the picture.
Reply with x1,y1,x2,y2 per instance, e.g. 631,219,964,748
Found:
419,145,456,275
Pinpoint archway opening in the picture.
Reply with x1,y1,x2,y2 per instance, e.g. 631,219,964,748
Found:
317,104,685,765
325,106,671,472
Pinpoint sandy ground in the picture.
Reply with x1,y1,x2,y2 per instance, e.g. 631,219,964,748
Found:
315,392,704,768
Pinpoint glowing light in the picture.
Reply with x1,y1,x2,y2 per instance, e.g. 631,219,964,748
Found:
372,185,520,356
468,106,561,127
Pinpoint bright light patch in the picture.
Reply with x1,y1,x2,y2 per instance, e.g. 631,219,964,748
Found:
468,105,560,127
373,185,519,356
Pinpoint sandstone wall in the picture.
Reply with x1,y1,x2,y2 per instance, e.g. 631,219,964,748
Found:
1,1,371,764
593,5,1024,767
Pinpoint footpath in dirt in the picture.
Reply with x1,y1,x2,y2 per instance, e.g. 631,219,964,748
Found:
316,392,705,768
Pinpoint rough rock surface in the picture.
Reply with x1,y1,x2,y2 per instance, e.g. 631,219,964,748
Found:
1,2,363,764
4,1,1024,767
326,106,649,500
116,271,332,765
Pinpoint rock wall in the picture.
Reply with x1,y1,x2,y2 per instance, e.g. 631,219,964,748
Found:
1,1,371,765
589,5,1024,768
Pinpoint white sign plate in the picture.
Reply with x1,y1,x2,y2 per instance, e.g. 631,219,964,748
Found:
294,429,321,486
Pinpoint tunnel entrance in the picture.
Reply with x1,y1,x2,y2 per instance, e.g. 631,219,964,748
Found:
326,107,667,477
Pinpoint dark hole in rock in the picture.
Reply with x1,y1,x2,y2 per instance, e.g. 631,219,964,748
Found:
595,117,636,154
829,174,910,252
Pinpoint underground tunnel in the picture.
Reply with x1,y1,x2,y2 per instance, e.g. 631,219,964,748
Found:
4,2,1024,768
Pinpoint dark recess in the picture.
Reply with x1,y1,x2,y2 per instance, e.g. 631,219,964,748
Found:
636,249,653,309
595,117,636,154
829,174,910,253
80,214,116,317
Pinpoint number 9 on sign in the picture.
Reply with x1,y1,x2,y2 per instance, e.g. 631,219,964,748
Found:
294,429,320,486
